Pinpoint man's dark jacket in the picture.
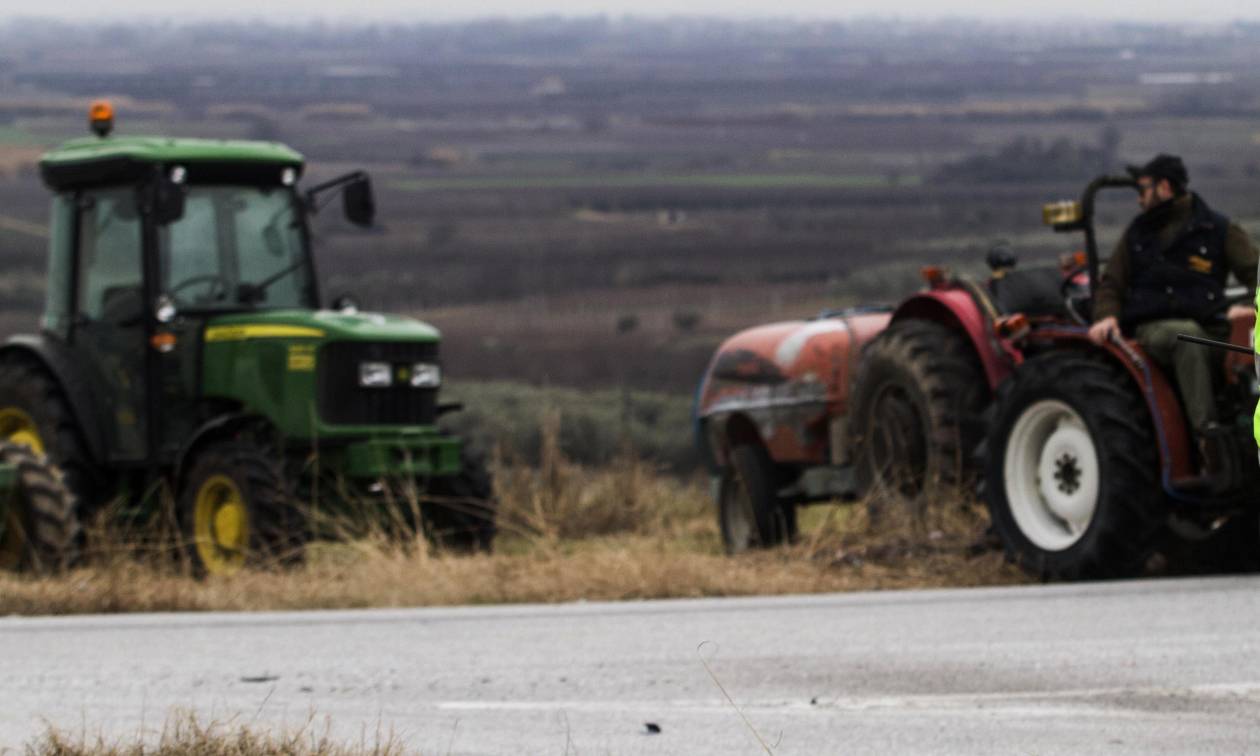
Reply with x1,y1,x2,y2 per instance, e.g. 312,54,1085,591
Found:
1094,193,1258,327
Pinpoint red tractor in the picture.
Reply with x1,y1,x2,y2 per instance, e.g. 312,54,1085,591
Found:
983,177,1258,579
696,175,1258,579
695,246,1052,549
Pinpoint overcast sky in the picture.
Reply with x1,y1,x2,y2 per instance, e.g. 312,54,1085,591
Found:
4,0,1260,24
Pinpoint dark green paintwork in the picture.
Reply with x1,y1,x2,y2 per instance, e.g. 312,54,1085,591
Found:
339,436,462,478
199,309,458,477
41,136,303,170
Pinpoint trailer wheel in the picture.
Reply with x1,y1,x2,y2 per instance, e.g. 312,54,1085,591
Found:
984,353,1162,580
179,440,300,576
849,320,987,510
719,444,796,553
0,442,80,573
424,444,497,552
0,359,106,515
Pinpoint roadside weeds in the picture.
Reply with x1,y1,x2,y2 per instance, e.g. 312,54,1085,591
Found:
25,710,403,756
0,450,1026,616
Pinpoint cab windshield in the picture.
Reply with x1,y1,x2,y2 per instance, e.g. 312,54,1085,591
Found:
158,185,314,311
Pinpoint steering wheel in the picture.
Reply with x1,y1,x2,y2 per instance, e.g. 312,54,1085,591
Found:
169,274,229,305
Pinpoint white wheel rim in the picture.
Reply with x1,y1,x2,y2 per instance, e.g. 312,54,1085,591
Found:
1003,399,1100,551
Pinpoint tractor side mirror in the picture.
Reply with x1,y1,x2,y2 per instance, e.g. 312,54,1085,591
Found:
342,175,375,228
305,171,375,227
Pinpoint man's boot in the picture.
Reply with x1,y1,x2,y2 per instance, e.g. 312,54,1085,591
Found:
1197,422,1237,494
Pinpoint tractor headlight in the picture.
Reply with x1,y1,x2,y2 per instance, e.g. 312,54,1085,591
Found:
409,363,441,388
358,361,393,388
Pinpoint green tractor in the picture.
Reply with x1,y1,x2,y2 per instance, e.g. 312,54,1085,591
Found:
0,102,495,575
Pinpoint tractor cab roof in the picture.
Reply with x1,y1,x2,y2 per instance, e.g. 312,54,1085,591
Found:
39,136,304,192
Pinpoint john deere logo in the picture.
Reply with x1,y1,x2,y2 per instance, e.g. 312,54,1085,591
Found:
396,366,410,383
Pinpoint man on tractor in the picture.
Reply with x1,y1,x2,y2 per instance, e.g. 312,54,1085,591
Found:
1087,154,1258,474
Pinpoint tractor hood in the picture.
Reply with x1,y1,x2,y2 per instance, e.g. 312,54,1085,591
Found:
199,309,445,440
204,309,441,344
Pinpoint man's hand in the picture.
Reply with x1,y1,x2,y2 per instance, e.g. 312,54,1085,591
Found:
1088,316,1120,345
1226,303,1253,321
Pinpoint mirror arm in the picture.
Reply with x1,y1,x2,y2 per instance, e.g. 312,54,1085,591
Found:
304,170,368,213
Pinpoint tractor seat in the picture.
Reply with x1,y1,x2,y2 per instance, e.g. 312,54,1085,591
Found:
987,265,1070,318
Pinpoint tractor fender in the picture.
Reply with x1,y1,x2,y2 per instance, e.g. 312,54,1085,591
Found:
175,412,271,488
0,335,108,464
891,289,1014,390
1026,327,1194,485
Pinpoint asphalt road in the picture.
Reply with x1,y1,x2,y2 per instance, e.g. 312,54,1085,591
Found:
3,577,1260,754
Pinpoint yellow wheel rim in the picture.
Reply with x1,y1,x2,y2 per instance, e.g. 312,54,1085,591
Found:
0,408,44,455
193,474,249,575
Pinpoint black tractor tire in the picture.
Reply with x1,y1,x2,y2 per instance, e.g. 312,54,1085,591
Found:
178,439,301,576
0,441,80,573
984,353,1163,580
719,443,797,553
849,319,988,509
424,444,497,552
0,358,106,516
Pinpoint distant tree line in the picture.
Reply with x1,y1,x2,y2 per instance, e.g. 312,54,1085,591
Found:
936,124,1122,183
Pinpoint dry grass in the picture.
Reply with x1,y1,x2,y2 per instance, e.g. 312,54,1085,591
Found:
0,415,1026,616
0,479,1024,617
26,710,402,756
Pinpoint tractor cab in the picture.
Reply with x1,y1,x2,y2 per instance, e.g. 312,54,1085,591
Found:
34,103,372,467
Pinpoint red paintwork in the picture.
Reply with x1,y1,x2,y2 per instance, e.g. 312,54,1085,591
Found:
697,282,1013,467
1224,307,1257,384
697,273,1240,483
697,311,892,465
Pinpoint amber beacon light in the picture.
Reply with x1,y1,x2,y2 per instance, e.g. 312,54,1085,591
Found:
89,100,114,138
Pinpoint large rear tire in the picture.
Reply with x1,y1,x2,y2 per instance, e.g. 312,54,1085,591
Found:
984,353,1162,580
849,320,987,510
719,444,797,553
0,358,106,515
0,441,80,573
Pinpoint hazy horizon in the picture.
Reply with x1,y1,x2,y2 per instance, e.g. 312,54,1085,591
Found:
4,1,1260,26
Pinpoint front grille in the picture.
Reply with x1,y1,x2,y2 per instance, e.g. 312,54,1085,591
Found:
318,341,439,426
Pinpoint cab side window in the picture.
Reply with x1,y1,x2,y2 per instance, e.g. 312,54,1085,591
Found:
77,188,142,323
42,195,75,336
